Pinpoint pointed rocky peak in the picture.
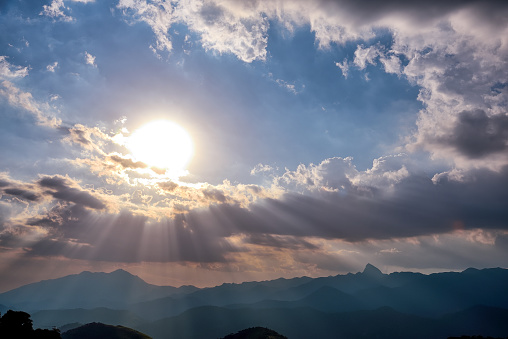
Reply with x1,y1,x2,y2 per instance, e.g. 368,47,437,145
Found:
362,263,384,278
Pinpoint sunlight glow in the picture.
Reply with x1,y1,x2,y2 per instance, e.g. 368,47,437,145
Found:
127,120,194,173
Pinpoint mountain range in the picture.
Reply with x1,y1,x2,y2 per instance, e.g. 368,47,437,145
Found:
1,264,507,339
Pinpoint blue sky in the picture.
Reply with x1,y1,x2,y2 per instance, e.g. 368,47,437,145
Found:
0,0,507,290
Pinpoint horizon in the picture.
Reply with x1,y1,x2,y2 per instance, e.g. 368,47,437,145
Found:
1,0,508,295
1,263,503,293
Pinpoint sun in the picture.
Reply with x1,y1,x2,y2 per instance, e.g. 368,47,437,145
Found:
127,120,194,172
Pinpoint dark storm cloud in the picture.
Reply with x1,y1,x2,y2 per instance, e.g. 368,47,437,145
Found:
37,175,105,210
440,110,508,158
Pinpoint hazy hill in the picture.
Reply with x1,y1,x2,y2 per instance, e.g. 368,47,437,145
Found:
352,267,508,317
138,305,508,339
226,285,364,313
0,269,197,311
61,322,151,339
31,307,147,330
2,264,508,338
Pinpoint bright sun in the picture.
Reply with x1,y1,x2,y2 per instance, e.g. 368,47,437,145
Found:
127,120,194,172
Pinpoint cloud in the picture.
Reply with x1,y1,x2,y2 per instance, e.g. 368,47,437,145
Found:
25,207,237,263
118,0,269,62
2,188,40,202
109,154,148,170
37,175,106,210
0,80,61,128
117,0,175,54
251,163,274,175
436,109,508,159
0,56,29,79
354,44,381,70
244,233,319,250
335,59,349,78
46,62,59,72
40,0,74,22
84,51,96,67
176,0,269,62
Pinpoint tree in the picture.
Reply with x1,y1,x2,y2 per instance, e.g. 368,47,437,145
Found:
0,310,61,338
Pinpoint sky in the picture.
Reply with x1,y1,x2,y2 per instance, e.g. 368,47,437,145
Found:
0,0,508,292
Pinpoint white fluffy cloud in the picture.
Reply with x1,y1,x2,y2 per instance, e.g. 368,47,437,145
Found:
0,56,28,79
84,51,96,67
40,0,74,22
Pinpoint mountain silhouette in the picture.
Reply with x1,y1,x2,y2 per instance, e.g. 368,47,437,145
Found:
0,270,197,311
2,265,508,339
362,263,384,278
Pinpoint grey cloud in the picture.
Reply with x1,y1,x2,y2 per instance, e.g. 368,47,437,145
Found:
109,154,147,169
3,188,40,202
202,188,227,203
18,165,508,264
0,177,41,202
158,181,179,192
194,166,508,242
319,0,492,24
245,233,319,250
26,205,237,263
441,110,508,158
67,128,90,146
38,175,105,210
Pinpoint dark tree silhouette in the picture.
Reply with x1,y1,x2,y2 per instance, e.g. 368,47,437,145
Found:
0,310,34,337
0,310,61,338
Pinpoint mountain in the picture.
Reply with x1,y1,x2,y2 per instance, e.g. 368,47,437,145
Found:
2,264,508,338
362,263,384,278
31,307,147,330
61,322,151,339
138,305,508,339
0,269,197,311
226,286,364,313
353,267,508,317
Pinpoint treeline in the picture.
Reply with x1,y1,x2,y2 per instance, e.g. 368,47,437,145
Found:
0,310,61,338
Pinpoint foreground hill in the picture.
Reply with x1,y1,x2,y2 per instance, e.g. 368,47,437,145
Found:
0,269,197,311
221,326,288,339
61,322,151,339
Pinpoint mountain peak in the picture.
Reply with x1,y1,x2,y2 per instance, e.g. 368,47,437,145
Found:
110,269,133,276
362,263,383,277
